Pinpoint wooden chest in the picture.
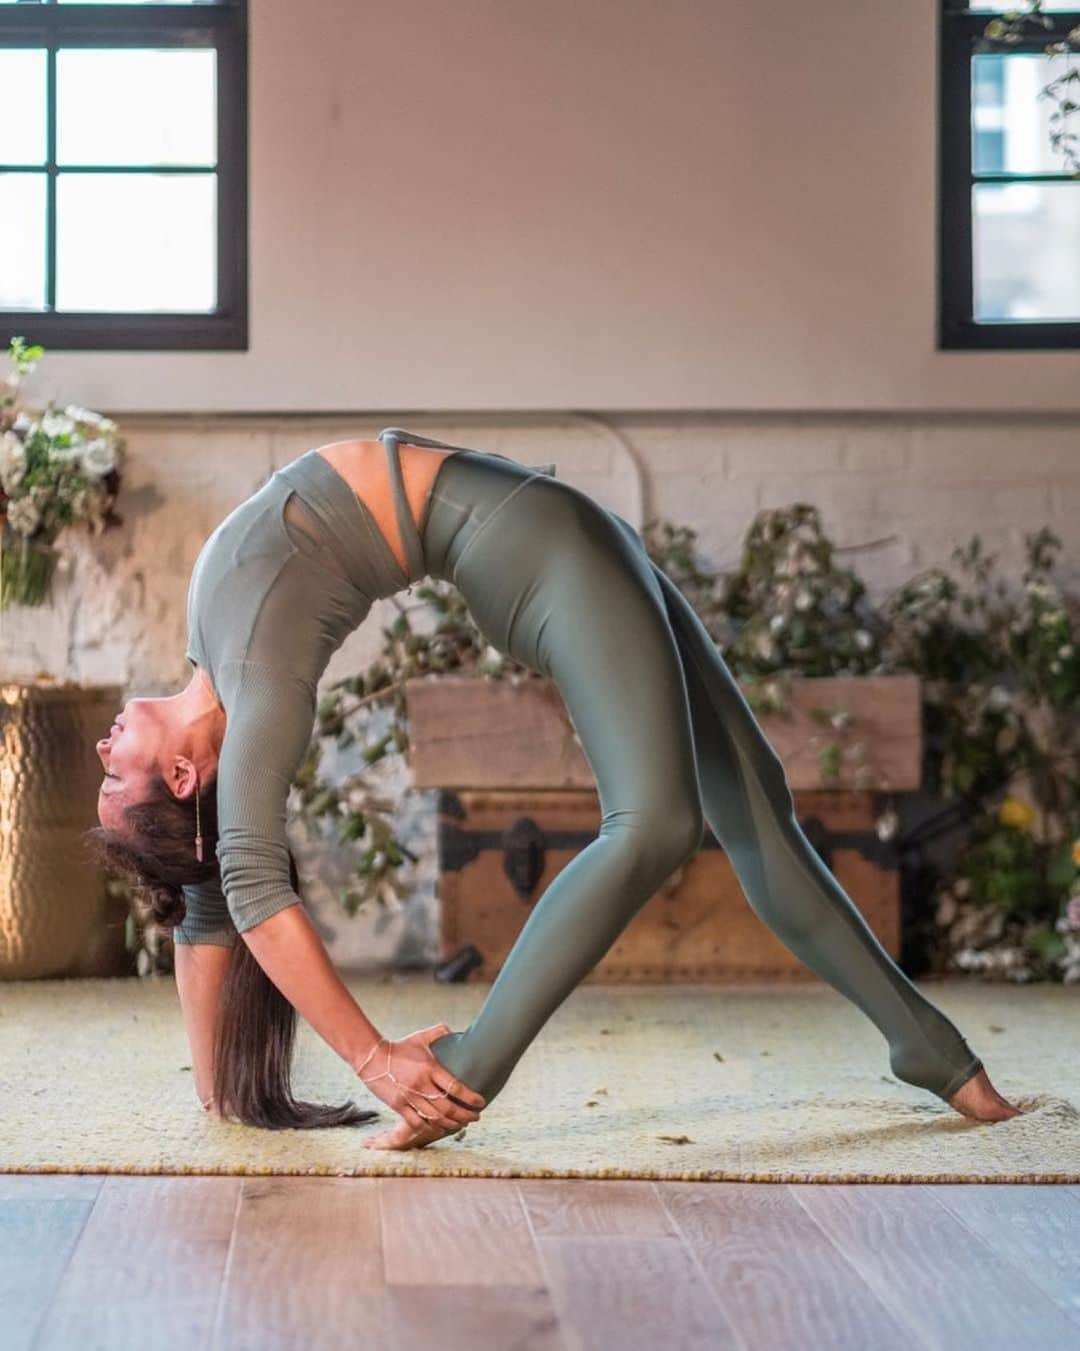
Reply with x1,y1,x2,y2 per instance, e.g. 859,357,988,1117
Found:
406,673,915,982
434,787,901,983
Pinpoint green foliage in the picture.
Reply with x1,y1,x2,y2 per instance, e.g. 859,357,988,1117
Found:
984,2,1080,177
958,816,1058,919
645,503,885,679
879,528,1079,808
294,579,538,913
886,528,1080,981
293,474,1080,981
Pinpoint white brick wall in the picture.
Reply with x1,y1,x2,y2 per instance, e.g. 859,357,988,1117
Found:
3,413,1076,968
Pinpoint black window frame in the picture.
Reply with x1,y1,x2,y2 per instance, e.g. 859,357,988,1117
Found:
0,0,248,352
939,0,1080,349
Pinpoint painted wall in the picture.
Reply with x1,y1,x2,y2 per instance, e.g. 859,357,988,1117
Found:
13,0,1080,414
4,0,1078,968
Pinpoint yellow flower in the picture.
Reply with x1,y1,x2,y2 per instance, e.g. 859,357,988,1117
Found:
1072,838,1080,867
998,796,1035,830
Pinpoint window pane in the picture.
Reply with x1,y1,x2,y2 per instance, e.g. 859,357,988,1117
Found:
973,182,1080,320
57,172,216,312
968,3,1079,10
57,49,216,168
0,173,46,309
973,52,1079,174
0,51,47,166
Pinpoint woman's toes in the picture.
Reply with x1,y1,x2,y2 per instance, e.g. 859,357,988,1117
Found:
947,1069,1023,1121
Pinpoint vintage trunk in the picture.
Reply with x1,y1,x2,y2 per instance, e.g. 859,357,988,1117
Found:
435,787,901,983
406,673,915,983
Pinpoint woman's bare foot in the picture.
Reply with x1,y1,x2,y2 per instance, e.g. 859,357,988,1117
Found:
946,1068,1023,1121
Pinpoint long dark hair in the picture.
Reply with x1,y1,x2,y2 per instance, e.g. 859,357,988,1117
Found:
84,774,376,1130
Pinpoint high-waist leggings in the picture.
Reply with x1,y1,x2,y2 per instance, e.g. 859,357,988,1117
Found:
420,449,984,1106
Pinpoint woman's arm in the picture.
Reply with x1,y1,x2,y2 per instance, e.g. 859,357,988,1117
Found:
239,901,383,1072
173,941,232,1112
211,660,486,1133
240,905,485,1133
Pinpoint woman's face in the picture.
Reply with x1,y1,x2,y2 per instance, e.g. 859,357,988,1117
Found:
95,696,172,832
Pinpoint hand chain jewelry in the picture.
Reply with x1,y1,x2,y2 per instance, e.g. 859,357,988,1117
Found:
356,1036,451,1122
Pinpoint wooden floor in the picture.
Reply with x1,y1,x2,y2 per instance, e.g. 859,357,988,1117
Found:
1,1175,1078,1350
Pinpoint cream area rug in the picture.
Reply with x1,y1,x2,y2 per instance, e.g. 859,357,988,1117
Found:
1,974,1077,1182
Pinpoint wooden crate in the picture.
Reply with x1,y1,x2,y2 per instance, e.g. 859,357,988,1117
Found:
436,788,900,983
407,673,922,793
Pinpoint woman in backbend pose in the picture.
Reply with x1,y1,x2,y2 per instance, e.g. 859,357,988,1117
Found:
90,429,1020,1149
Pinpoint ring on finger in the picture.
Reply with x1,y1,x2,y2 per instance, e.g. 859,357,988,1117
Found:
398,1089,438,1122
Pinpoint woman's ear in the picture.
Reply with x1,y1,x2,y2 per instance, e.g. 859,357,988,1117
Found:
167,756,200,801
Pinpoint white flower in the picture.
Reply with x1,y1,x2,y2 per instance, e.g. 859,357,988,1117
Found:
769,613,786,633
0,430,26,493
345,783,369,811
40,409,75,439
794,588,814,612
48,442,82,466
64,403,116,433
479,644,505,675
7,494,42,537
753,632,776,662
854,629,874,650
987,684,1012,710
80,436,118,477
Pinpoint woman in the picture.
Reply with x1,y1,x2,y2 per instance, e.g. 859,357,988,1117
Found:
89,428,1021,1151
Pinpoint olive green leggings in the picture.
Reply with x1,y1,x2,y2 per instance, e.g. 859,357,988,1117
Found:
421,449,984,1106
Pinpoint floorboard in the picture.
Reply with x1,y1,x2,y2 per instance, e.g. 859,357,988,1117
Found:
3,1176,1078,1351
791,1183,1080,1351
659,1181,918,1350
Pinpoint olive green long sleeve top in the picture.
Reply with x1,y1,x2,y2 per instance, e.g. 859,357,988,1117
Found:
176,431,555,946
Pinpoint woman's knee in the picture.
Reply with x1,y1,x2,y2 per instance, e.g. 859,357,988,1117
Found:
605,795,704,878
669,800,706,867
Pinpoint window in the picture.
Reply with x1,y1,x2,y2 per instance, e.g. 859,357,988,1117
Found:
0,0,247,351
939,2,1080,349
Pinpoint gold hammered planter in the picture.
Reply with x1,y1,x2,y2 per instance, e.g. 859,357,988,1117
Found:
0,680,131,979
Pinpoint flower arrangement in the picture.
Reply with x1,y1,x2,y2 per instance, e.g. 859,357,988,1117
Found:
0,335,126,609
698,503,884,678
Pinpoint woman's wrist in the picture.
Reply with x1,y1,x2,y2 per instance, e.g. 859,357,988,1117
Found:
350,1031,387,1080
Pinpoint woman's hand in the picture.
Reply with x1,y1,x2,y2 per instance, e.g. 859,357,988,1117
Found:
355,1023,486,1139
362,1116,464,1151
199,1092,224,1122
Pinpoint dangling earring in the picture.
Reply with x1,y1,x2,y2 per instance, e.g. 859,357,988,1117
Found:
194,771,204,863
